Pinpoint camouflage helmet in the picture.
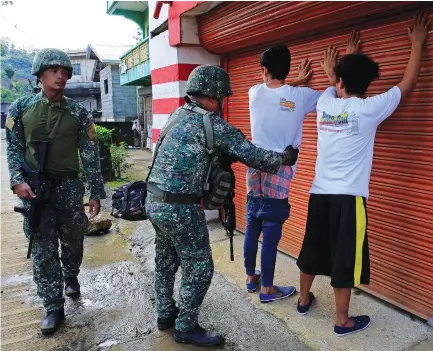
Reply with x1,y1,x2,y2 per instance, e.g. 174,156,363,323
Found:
32,48,73,78
186,65,233,100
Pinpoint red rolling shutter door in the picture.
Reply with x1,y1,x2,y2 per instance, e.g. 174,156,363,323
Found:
200,3,433,320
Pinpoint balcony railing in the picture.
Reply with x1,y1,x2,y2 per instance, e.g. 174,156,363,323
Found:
120,37,149,70
119,37,150,86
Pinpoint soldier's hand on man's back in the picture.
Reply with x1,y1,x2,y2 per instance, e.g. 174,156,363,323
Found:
282,145,299,166
14,183,36,200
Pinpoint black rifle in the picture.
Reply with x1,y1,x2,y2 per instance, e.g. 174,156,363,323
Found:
14,142,51,259
216,152,238,262
221,169,236,261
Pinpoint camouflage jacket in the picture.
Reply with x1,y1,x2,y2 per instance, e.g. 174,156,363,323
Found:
148,103,282,196
6,91,106,200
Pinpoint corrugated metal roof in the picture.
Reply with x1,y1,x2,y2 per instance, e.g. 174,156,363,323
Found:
87,44,134,64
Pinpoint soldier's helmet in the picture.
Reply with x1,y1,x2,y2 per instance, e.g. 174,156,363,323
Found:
186,65,233,100
32,48,73,79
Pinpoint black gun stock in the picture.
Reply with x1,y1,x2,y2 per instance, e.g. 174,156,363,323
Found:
13,141,51,259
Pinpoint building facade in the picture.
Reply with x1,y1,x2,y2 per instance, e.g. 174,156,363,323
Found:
64,48,101,113
107,1,153,149
145,1,433,322
87,44,140,146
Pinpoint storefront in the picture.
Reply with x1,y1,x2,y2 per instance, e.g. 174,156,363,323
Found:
197,1,433,320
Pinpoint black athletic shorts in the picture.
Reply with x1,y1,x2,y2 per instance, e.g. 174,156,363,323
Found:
297,194,370,288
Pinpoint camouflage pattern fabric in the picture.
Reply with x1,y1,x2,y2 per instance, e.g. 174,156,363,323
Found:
6,92,105,312
6,91,106,200
148,204,212,332
21,177,87,312
32,48,73,78
186,65,233,100
148,103,282,196
146,101,283,332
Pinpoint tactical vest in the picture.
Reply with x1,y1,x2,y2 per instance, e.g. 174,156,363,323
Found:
21,98,80,175
178,104,234,209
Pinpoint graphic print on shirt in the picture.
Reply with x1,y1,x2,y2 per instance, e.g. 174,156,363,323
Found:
319,110,359,135
279,98,296,112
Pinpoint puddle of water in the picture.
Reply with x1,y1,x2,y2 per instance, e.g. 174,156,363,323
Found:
98,339,119,348
107,346,124,351
83,231,133,268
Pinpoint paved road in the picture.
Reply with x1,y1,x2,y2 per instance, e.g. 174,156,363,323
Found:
0,136,309,351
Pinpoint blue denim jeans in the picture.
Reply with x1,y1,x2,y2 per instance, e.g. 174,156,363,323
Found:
244,196,290,287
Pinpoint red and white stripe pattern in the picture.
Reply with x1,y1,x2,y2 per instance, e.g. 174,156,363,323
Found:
150,31,220,150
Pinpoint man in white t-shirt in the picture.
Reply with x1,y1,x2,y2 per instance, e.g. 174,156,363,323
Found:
296,15,431,336
244,45,326,303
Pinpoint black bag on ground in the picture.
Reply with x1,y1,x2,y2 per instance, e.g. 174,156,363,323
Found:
111,181,148,221
110,111,186,221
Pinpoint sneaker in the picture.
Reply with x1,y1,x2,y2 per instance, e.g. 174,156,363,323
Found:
173,325,224,346
297,292,315,315
246,270,261,293
259,286,296,303
157,307,179,331
334,315,371,337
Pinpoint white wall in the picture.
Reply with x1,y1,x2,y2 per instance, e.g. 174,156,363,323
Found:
68,58,97,83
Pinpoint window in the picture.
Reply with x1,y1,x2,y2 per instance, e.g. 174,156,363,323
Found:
72,63,81,76
104,79,108,94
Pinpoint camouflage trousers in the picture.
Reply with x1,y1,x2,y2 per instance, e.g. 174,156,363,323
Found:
23,176,88,312
145,202,214,332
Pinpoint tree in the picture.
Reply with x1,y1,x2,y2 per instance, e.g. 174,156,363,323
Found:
5,67,15,80
133,27,142,43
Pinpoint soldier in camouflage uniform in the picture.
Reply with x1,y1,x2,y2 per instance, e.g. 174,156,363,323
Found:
6,48,106,334
145,65,299,346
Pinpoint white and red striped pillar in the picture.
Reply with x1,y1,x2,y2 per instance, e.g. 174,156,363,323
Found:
149,1,220,220
149,2,220,150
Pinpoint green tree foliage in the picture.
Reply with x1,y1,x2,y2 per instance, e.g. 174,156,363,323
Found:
1,37,37,102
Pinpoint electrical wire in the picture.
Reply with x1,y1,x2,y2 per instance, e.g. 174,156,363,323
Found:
0,15,44,45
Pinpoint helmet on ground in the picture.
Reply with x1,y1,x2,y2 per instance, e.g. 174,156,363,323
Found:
186,65,233,100
32,48,73,78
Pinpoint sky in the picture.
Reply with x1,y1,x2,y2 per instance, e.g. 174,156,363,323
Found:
0,0,139,50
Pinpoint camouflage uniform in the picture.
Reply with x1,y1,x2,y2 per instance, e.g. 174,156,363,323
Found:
146,65,284,332
6,49,106,313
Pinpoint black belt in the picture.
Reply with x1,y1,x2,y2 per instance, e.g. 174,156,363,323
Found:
147,183,201,205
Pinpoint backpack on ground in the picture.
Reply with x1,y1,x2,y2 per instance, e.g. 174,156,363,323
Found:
110,181,148,221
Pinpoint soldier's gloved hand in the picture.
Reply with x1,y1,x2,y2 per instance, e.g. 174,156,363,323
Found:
14,183,36,200
282,145,299,166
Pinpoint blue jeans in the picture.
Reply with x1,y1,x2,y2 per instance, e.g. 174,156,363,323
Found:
244,196,290,287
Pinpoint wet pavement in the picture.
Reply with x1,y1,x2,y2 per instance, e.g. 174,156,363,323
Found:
0,138,309,351
2,133,431,351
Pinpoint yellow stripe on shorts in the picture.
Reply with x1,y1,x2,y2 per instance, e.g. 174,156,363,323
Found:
354,196,367,286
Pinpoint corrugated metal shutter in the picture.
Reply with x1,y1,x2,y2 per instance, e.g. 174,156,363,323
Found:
200,3,433,320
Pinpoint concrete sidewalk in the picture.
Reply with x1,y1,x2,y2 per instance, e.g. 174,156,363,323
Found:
206,221,433,351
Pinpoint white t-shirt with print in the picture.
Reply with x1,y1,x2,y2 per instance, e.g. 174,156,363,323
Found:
249,84,321,174
310,86,402,199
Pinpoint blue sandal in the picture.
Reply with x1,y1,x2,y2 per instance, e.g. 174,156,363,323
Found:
259,286,296,303
246,270,261,293
334,315,371,337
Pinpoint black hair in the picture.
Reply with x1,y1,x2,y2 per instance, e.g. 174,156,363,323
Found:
335,54,380,95
260,45,291,81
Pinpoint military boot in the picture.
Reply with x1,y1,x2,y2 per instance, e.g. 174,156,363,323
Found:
173,325,224,346
64,277,80,298
157,307,179,331
41,309,65,335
